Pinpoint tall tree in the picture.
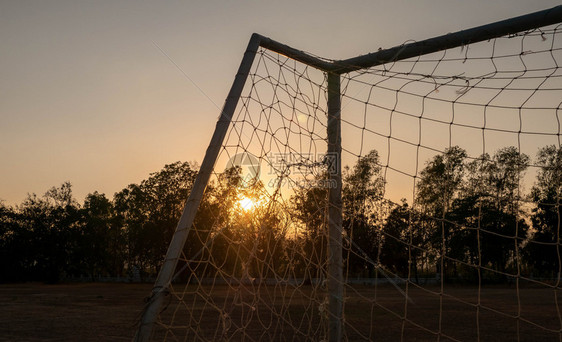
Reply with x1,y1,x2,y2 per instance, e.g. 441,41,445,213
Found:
78,192,121,280
416,146,467,217
415,147,467,279
342,150,385,276
448,147,530,277
380,199,426,281
113,161,198,279
0,203,28,282
291,171,330,280
527,145,562,276
16,182,81,282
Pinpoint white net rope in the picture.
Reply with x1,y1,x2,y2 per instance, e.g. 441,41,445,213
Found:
152,25,562,341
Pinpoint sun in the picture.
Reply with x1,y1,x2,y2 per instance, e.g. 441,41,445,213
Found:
238,196,257,211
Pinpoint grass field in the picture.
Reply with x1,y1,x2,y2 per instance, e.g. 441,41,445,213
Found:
0,283,147,341
1,282,560,341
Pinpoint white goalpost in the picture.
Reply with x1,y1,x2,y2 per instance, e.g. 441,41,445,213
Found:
136,6,562,341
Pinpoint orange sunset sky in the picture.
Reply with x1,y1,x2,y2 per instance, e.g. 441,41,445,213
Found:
1,0,560,205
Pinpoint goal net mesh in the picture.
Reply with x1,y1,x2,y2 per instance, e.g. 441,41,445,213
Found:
151,24,562,341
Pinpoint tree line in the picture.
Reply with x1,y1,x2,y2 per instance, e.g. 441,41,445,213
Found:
0,145,560,283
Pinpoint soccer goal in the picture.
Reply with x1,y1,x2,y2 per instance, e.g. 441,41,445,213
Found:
135,6,562,341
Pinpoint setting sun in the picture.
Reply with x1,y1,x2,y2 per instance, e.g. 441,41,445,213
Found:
238,197,257,211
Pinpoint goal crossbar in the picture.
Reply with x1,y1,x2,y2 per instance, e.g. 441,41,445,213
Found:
258,5,562,74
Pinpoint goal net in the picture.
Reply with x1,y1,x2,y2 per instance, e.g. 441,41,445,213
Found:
137,11,562,342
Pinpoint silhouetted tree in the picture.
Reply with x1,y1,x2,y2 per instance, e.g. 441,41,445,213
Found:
291,171,329,280
78,192,120,280
114,161,198,279
14,183,81,282
0,202,28,282
446,147,530,279
342,150,385,276
415,147,467,279
527,145,562,276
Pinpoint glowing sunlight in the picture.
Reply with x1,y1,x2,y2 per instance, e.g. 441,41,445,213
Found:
238,196,257,211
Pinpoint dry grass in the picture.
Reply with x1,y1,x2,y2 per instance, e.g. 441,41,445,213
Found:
0,282,560,341
0,283,148,341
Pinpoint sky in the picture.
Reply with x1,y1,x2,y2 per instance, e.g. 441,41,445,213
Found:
1,0,561,205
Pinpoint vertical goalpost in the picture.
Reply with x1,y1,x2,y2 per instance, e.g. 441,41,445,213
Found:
134,34,262,341
135,6,562,341
327,72,343,342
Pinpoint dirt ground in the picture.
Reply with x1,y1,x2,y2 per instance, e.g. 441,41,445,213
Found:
1,282,561,341
0,283,148,341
